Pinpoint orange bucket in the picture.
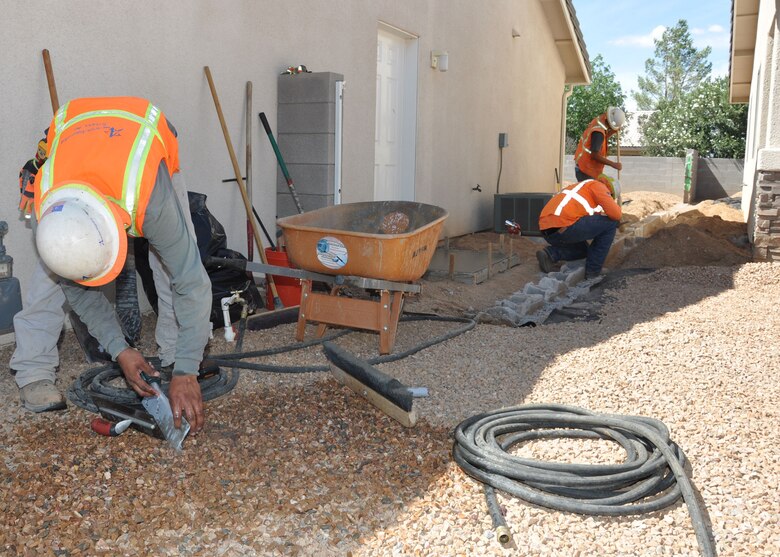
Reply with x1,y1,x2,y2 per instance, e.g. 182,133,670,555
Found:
265,248,302,310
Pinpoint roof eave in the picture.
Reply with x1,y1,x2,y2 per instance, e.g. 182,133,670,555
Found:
729,0,760,104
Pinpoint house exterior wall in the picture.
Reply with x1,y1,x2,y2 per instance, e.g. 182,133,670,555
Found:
739,0,780,257
0,0,573,290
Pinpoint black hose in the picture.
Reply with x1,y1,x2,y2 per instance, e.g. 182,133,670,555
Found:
68,313,475,409
453,404,715,556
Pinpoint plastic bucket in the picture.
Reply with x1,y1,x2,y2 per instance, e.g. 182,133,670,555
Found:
265,248,302,310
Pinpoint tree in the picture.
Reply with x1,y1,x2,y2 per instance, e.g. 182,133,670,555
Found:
634,20,712,110
566,54,625,150
641,76,748,158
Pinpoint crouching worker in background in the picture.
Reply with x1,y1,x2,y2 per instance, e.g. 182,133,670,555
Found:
536,176,622,280
20,96,210,432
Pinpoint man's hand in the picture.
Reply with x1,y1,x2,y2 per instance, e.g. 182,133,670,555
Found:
168,375,204,433
613,161,623,172
18,159,37,216
116,348,159,397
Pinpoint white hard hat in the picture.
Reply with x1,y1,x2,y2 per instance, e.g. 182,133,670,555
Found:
606,107,626,130
36,183,129,287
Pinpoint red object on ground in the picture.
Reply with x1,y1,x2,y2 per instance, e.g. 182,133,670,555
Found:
265,248,302,310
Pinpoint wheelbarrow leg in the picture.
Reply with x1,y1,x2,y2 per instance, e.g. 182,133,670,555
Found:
379,290,404,355
295,280,312,342
315,285,342,338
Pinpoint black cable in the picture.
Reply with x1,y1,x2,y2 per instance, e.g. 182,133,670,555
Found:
68,313,475,409
452,404,715,556
496,148,504,194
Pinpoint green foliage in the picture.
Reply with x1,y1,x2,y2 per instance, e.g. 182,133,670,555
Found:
634,20,712,110
642,77,747,158
566,54,625,150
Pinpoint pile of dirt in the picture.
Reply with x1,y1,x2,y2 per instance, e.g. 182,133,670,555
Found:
621,191,683,223
617,223,752,269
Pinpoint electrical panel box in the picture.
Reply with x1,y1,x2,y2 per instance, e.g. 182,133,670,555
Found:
493,193,553,235
498,133,509,148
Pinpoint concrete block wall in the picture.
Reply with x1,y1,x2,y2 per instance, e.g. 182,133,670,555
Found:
276,72,343,218
563,155,744,200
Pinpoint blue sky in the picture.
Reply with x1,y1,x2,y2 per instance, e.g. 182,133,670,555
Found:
573,0,732,110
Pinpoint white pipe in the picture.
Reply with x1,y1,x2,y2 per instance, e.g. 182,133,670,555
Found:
558,85,573,192
220,293,244,342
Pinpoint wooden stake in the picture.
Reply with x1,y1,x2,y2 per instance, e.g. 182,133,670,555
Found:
487,243,493,279
448,253,456,279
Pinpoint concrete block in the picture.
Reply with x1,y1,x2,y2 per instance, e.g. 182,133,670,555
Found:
277,193,333,219
538,277,568,298
523,284,546,296
609,237,627,258
499,300,522,313
637,215,666,238
521,297,545,315
278,72,344,104
484,306,521,326
278,102,336,134
277,133,335,165
560,261,585,273
276,163,334,196
564,267,586,286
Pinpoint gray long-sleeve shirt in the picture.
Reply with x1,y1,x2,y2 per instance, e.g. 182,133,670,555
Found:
57,162,211,375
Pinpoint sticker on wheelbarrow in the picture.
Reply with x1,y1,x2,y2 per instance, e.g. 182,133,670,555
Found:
316,237,348,269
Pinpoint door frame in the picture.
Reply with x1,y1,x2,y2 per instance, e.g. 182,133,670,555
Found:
376,21,419,201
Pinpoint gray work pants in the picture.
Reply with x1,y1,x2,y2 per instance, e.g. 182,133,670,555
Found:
10,172,196,388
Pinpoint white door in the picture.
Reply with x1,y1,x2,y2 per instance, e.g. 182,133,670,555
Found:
375,25,417,201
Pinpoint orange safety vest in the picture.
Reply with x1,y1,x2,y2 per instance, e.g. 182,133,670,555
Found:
539,180,619,230
35,97,179,237
574,115,610,179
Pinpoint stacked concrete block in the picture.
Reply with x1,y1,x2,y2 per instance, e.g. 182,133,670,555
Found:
476,262,589,326
276,72,343,218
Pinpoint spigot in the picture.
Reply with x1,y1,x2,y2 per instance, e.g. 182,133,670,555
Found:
0,221,13,279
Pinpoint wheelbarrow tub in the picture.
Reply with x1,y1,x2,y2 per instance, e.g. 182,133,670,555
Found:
277,201,448,282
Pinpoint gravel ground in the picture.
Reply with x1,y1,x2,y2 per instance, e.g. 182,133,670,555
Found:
1,262,779,556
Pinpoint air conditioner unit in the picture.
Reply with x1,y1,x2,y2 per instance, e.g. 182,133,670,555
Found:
493,193,553,236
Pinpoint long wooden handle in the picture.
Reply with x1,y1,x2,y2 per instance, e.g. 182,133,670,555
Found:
616,129,621,180
245,81,254,260
204,66,283,308
42,49,60,114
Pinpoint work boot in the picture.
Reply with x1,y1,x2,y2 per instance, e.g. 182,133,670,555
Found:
536,249,555,273
19,380,67,413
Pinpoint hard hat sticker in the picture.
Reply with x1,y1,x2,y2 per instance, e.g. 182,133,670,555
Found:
316,237,348,269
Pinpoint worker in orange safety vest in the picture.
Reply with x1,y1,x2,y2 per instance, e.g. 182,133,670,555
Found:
17,97,210,432
536,177,622,280
574,107,625,182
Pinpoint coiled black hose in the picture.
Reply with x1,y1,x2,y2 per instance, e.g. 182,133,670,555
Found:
68,313,475,411
453,404,715,556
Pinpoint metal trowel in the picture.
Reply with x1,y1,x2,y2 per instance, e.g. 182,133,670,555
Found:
140,372,190,451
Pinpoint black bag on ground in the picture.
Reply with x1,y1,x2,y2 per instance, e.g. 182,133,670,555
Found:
136,191,263,325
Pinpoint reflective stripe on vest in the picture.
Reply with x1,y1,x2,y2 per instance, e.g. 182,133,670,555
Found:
552,180,604,217
39,102,163,236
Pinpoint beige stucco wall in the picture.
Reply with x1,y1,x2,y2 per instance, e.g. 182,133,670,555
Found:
1,0,570,291
740,0,780,234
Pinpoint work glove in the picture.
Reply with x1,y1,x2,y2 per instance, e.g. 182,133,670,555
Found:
18,159,37,216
